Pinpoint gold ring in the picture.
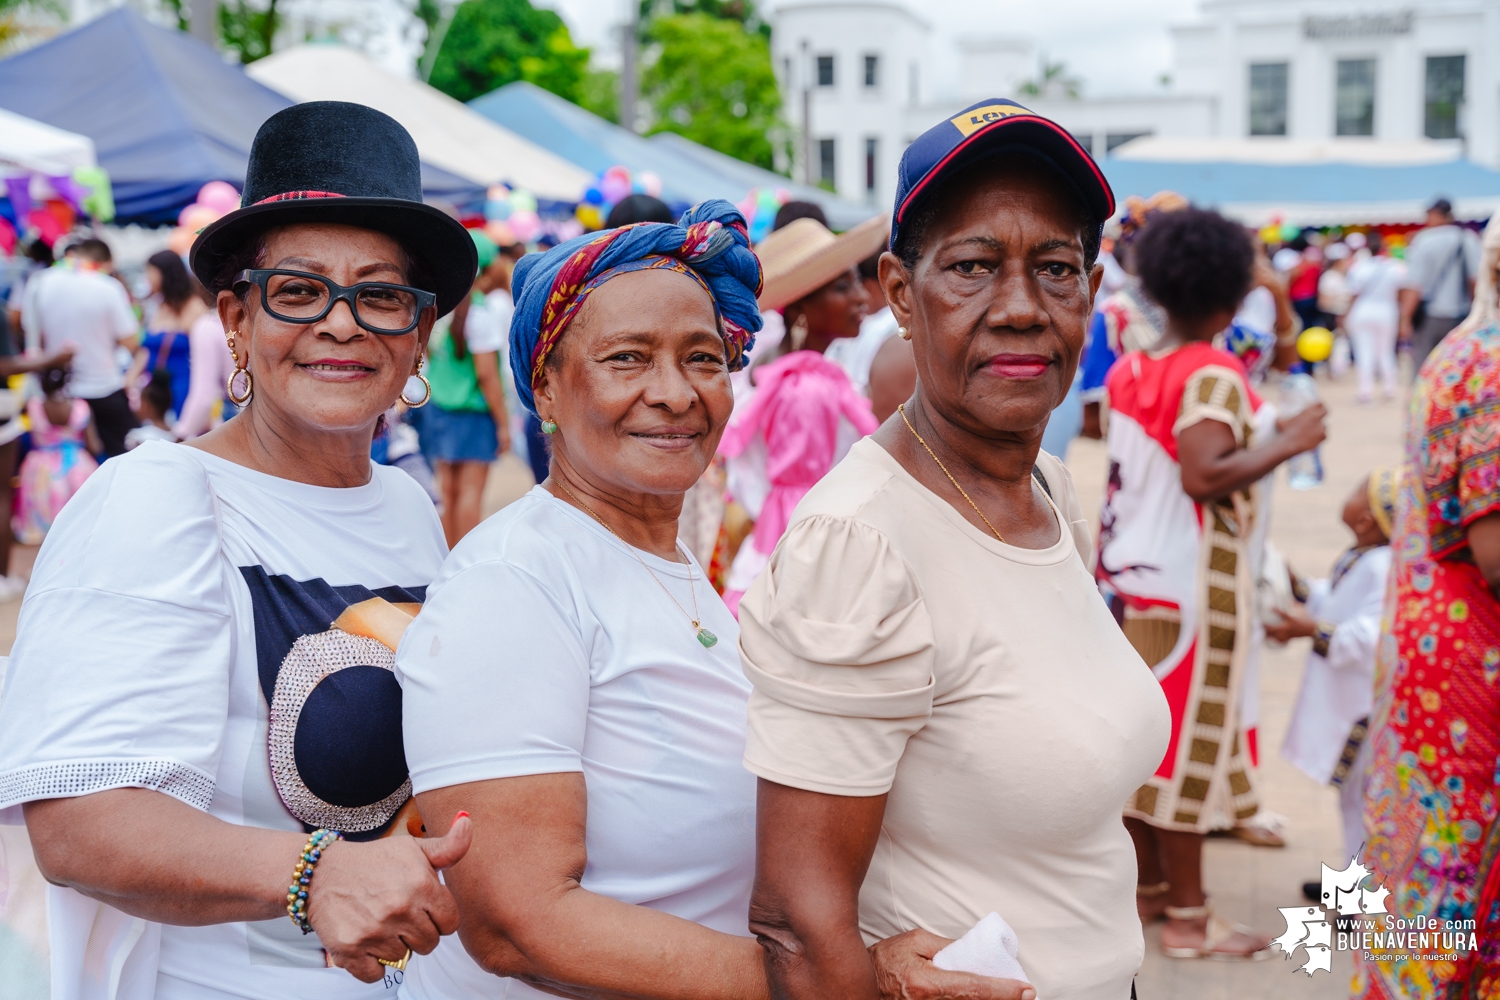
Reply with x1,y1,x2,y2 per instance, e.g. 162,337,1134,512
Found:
378,949,411,971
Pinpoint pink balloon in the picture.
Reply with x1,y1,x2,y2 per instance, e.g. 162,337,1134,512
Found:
600,176,631,205
639,172,662,197
179,204,218,232
508,210,541,242
196,181,241,215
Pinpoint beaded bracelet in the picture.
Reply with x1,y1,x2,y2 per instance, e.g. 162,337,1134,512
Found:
286,828,342,934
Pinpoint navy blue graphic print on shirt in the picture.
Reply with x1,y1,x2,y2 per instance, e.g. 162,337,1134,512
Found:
240,566,426,840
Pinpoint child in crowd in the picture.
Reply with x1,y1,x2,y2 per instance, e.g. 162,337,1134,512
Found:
124,370,179,450
1274,465,1398,888
14,366,99,544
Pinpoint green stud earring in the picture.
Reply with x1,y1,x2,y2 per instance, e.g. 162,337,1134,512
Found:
541,419,558,435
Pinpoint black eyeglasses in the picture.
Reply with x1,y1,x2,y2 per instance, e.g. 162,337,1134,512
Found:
233,269,436,335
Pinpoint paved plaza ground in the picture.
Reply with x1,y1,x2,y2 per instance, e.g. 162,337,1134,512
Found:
0,364,1408,1000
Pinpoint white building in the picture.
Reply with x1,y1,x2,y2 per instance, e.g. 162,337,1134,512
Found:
773,0,1500,211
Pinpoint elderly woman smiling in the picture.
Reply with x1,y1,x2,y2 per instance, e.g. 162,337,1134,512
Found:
0,103,474,998
741,101,1172,1000
395,204,1023,1000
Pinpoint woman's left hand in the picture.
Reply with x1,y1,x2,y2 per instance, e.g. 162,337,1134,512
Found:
1264,605,1317,643
869,929,1036,1000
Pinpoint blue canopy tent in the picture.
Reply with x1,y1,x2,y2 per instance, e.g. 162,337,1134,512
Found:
0,9,480,224
1100,156,1500,227
469,81,877,230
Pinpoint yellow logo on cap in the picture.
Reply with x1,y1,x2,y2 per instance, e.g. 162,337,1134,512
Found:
949,103,1029,137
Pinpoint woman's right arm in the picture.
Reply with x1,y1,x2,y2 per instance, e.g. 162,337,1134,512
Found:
1178,403,1327,503
419,777,766,1000
26,791,469,982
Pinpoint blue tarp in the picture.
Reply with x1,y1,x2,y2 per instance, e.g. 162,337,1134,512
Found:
469,81,877,230
0,9,480,224
1100,157,1500,219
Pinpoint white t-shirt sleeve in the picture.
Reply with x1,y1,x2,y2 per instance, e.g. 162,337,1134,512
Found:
462,300,506,356
109,277,139,340
397,557,590,794
0,444,233,822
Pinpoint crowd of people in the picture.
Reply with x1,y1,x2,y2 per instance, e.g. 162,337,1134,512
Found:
0,93,1494,1000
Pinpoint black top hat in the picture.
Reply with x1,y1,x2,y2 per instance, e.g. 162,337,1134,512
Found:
190,101,477,316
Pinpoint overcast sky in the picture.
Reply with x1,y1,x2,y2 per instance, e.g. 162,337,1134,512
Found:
542,0,1202,97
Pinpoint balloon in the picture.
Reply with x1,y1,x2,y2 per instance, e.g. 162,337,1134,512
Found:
639,172,662,197
197,181,241,215
484,220,516,247
167,226,196,256
484,199,512,221
486,183,510,202
600,175,631,205
510,190,537,213
555,220,585,241
1279,223,1301,243
179,203,218,232
584,186,604,205
1297,326,1334,363
508,210,541,242
604,165,631,183
574,204,604,231
1258,225,1280,245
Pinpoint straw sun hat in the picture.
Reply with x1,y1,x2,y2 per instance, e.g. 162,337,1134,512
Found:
755,214,890,311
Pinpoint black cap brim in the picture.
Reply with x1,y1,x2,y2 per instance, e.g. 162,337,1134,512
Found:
190,197,478,317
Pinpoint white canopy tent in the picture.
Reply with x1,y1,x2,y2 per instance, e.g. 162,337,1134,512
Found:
247,45,592,201
0,107,97,177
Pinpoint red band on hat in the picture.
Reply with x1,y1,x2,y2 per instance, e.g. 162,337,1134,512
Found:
897,115,1114,224
251,190,349,206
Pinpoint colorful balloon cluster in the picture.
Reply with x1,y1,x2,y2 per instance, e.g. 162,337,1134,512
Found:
735,187,790,244
167,181,241,255
482,184,542,246
575,166,663,231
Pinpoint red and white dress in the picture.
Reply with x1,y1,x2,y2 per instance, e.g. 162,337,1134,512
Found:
1098,342,1264,832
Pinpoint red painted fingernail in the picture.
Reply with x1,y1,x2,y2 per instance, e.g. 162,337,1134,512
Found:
455,811,469,819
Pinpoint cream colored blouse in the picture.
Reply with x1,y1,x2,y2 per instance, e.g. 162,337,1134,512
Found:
739,437,1170,1000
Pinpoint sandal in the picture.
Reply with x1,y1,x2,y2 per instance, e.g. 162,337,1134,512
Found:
1136,881,1170,923
1161,904,1274,961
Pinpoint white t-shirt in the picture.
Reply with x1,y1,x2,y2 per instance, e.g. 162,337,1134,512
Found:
396,487,755,999
25,266,138,398
1346,256,1408,325
1233,285,1277,338
0,441,446,1000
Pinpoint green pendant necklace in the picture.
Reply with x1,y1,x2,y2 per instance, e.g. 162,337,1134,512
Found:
556,481,718,648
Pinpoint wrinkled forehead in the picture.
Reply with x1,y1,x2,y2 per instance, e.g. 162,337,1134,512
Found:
924,156,1092,248
258,223,409,273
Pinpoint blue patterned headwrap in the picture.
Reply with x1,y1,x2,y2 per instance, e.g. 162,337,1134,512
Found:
508,199,763,415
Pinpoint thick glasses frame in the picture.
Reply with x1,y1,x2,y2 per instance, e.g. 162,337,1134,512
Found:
232,268,436,335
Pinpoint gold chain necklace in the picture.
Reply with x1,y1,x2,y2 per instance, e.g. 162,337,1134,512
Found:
898,403,1006,544
554,480,718,648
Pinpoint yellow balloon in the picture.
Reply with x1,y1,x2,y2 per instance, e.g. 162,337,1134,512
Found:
1298,326,1334,363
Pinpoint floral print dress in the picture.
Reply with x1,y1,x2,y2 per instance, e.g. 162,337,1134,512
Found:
1357,320,1500,1000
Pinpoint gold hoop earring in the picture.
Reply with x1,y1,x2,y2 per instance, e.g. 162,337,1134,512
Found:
400,361,432,408
227,365,253,406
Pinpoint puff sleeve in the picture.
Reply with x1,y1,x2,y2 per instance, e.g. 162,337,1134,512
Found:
738,514,934,796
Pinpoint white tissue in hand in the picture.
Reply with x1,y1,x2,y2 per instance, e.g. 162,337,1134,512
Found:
932,912,1029,982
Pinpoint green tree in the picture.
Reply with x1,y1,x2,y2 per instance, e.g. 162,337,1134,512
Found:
578,67,620,123
428,0,590,104
642,13,784,169
218,0,280,63
640,0,767,38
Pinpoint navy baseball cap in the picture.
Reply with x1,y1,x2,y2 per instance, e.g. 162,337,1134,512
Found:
890,98,1115,251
